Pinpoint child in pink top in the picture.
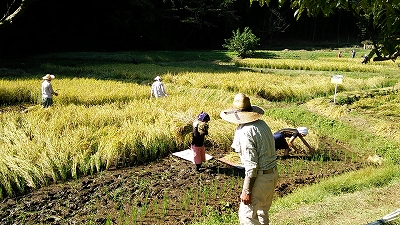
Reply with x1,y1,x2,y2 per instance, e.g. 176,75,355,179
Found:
191,112,210,171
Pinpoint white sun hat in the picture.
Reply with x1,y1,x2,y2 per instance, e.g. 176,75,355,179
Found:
297,127,309,136
42,74,55,80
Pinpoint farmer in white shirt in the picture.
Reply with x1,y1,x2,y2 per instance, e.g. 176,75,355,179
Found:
41,74,58,108
150,76,168,98
220,93,278,225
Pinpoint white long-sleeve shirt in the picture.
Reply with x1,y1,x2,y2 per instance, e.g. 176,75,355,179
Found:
231,119,277,178
42,80,55,98
151,81,167,98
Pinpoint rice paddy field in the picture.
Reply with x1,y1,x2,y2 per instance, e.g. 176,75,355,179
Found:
0,48,399,225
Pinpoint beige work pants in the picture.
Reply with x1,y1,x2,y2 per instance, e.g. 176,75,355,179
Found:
239,167,278,225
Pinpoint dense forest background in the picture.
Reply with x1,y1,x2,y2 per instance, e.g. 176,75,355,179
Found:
0,0,360,55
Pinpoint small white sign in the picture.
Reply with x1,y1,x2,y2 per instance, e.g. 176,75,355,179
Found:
331,74,343,104
331,74,343,84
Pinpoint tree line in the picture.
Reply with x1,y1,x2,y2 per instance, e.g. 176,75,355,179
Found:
0,0,365,56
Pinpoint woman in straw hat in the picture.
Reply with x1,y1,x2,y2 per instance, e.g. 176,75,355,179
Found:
273,127,313,159
41,74,58,108
220,93,278,225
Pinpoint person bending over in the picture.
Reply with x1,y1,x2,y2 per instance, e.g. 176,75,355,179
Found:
273,127,313,158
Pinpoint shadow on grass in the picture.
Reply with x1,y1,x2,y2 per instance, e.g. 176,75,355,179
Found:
0,50,245,81
251,51,279,59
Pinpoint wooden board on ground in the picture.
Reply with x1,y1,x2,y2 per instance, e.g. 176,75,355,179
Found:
218,152,244,169
172,149,213,163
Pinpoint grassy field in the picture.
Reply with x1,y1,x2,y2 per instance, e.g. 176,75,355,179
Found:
0,48,399,224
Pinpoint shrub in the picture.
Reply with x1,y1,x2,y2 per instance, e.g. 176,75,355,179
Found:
222,27,260,58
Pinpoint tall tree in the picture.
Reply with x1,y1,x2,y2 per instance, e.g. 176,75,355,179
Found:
251,0,400,62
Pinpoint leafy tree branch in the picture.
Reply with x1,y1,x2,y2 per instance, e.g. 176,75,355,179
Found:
251,0,400,62
1,0,38,27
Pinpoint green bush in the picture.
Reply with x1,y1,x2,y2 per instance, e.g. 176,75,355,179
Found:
222,27,260,58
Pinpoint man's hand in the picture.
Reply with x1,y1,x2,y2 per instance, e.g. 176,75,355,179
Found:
241,191,251,205
241,176,255,205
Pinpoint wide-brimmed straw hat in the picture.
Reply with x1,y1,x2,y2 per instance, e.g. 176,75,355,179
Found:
42,74,55,80
220,93,264,124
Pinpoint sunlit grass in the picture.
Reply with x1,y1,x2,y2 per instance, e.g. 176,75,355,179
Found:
264,104,400,164
0,77,153,106
235,57,399,73
270,165,400,225
0,50,398,198
1,49,400,225
165,70,393,102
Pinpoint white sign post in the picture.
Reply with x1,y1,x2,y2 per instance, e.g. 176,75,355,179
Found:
331,75,343,104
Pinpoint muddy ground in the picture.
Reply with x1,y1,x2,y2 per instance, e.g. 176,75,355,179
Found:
0,141,365,225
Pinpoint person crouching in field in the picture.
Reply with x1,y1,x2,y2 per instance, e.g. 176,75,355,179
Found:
41,74,58,108
150,76,168,98
273,127,313,158
191,112,210,172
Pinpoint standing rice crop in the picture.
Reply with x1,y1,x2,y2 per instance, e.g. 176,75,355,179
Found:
0,79,41,105
0,82,238,198
167,70,392,102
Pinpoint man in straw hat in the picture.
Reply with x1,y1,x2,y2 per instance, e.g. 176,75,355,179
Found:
41,74,58,108
220,93,278,225
273,127,313,159
150,76,168,99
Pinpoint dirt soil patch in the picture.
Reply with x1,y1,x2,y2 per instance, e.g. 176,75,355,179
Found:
0,142,365,225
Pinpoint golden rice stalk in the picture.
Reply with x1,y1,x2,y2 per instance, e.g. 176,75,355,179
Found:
170,111,195,146
175,123,193,143
222,151,242,164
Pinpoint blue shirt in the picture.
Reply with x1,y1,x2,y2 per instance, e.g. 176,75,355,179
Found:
231,119,277,178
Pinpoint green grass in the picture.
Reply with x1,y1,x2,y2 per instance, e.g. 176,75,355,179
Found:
1,48,400,224
264,105,400,163
270,165,400,225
